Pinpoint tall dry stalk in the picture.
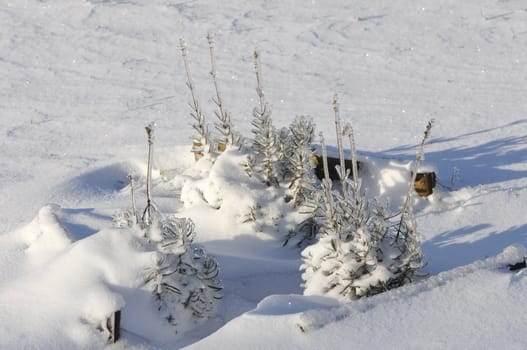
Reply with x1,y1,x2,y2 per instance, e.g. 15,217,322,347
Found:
395,120,434,241
343,123,361,207
128,174,138,225
180,39,208,160
253,49,266,115
207,32,233,151
142,124,155,225
332,94,349,197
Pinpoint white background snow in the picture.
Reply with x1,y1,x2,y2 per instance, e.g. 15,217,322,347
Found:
2,0,527,349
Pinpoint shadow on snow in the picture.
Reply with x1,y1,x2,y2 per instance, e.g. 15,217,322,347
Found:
375,119,527,188
423,223,527,273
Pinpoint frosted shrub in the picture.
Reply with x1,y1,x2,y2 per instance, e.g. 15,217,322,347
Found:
180,39,209,160
251,50,280,186
145,216,222,331
113,121,222,333
251,104,279,186
114,210,222,332
172,40,428,301
300,109,431,300
288,116,317,207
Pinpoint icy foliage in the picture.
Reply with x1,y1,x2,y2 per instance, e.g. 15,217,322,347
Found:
251,104,279,186
288,116,317,207
180,39,210,158
144,216,222,332
301,122,427,301
4,1,527,348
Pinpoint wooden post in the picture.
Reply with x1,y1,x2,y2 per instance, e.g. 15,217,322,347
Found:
414,172,436,197
313,155,360,181
107,310,121,343
192,141,204,161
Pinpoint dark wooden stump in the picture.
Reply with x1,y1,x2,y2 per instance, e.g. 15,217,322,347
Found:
313,155,437,198
414,172,436,197
107,310,121,343
192,141,204,161
313,156,360,181
508,260,526,271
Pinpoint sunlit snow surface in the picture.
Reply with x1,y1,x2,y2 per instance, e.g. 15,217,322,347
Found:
2,0,527,349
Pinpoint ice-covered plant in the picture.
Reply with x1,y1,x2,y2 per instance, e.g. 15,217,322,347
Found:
113,175,139,228
180,38,209,160
276,126,294,181
301,110,431,301
300,132,341,295
142,123,158,226
288,116,316,207
145,216,222,330
113,123,222,332
250,49,279,186
207,32,235,152
387,120,433,288
301,127,378,300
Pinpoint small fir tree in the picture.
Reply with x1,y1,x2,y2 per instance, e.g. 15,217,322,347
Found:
288,116,316,207
250,49,279,186
114,123,222,331
301,109,431,300
276,126,294,181
145,216,222,329
301,132,346,297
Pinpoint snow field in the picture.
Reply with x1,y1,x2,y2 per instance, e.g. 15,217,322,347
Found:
2,0,527,348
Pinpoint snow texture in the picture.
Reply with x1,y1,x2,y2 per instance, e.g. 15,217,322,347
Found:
2,0,527,349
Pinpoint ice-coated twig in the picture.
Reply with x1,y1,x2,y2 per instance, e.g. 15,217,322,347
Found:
180,38,209,156
395,119,434,241
319,132,335,222
128,174,138,225
143,123,156,225
207,32,234,151
253,49,266,116
332,94,349,196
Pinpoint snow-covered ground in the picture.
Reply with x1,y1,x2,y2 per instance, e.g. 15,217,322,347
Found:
2,0,527,349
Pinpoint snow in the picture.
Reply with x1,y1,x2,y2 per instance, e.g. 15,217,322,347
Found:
2,0,527,349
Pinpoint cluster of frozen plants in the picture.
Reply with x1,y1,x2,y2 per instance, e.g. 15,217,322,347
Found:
110,33,436,334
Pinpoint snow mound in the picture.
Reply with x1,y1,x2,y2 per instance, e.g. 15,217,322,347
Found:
185,245,527,350
64,161,148,198
177,148,306,241
20,204,72,266
1,206,220,349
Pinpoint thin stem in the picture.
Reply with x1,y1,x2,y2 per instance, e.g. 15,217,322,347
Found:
180,38,208,147
320,132,334,224
395,120,434,241
207,32,233,149
207,32,222,114
253,49,265,115
333,94,348,197
344,123,360,207
143,124,155,225
128,175,138,224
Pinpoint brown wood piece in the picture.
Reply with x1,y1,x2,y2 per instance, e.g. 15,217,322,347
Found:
313,156,360,181
414,172,436,197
